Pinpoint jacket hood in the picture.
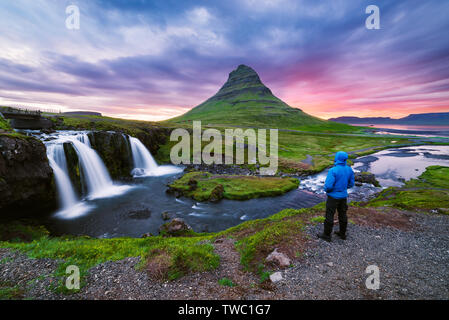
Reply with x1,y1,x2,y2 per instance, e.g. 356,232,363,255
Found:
334,151,348,165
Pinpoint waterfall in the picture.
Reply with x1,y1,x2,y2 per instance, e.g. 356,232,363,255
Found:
68,135,132,200
70,139,114,197
128,136,183,177
46,144,78,209
76,132,91,147
46,142,91,219
42,131,132,218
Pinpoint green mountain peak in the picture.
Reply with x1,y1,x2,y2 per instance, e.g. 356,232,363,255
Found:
167,65,354,132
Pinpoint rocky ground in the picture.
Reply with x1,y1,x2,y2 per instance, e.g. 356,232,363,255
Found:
1,208,448,300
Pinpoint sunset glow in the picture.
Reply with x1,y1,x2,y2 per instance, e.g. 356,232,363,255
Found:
0,0,448,120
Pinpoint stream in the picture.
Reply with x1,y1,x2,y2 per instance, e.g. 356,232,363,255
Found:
26,131,449,238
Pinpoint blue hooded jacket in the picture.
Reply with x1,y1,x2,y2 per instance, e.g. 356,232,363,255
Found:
324,151,355,199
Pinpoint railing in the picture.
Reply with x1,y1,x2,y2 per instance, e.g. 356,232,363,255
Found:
0,105,62,115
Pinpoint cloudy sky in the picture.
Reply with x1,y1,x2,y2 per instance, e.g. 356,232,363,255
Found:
0,0,448,121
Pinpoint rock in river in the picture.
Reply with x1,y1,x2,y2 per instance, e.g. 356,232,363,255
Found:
159,218,193,236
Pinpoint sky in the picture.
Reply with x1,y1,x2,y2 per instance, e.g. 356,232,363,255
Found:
0,0,448,121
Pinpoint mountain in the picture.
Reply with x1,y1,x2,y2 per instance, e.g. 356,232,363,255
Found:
329,113,449,125
166,65,354,132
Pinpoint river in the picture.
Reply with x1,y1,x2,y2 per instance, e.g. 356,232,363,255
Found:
25,131,449,238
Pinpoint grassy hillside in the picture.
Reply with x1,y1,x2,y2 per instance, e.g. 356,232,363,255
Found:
165,65,359,133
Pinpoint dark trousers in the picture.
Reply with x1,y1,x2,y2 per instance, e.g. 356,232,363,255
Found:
324,196,348,236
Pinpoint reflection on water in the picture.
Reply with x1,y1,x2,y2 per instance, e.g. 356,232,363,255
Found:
349,123,449,138
299,145,449,200
353,145,449,187
350,124,449,131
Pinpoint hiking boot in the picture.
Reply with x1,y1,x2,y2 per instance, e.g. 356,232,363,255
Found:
334,231,346,240
317,233,331,242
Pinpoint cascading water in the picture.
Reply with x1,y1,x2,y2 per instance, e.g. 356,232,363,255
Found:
41,131,133,218
129,136,183,177
46,143,78,209
70,138,115,199
46,139,92,219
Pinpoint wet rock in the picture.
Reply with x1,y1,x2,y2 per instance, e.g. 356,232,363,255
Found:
87,131,133,179
354,172,381,187
63,142,83,196
141,233,153,238
127,209,151,220
266,249,291,268
166,186,182,198
209,184,224,202
187,178,198,191
159,218,192,236
0,135,57,215
161,211,172,221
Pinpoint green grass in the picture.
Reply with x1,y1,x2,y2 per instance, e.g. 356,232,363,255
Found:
367,188,449,211
0,227,219,291
217,207,319,270
218,277,236,287
168,171,299,201
0,205,323,294
365,166,449,211
0,282,24,300
0,117,12,132
310,216,325,224
49,114,167,137
156,126,412,173
403,165,449,189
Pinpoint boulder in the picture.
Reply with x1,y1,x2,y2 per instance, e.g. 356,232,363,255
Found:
269,272,283,283
127,209,151,220
141,233,153,238
266,248,291,268
354,172,381,187
209,184,224,202
187,178,198,190
159,218,192,236
87,131,133,179
0,135,57,215
161,211,172,221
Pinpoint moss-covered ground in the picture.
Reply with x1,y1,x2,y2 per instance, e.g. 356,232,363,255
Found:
361,166,449,212
168,171,299,201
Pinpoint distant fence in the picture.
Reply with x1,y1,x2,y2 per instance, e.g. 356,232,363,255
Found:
0,105,62,115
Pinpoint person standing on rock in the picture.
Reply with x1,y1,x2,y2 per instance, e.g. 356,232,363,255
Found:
317,151,355,242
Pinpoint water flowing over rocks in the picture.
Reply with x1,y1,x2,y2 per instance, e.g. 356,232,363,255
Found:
87,131,133,179
354,172,381,187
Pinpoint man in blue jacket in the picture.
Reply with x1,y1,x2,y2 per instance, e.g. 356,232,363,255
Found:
317,151,355,242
